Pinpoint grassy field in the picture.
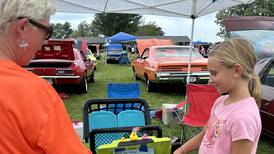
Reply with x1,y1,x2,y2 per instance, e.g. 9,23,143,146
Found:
63,57,274,153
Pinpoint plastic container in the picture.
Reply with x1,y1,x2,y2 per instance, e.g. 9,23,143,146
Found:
72,121,83,140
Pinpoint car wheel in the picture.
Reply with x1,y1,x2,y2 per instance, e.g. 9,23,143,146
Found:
79,73,88,93
89,72,95,83
133,71,140,80
146,78,154,92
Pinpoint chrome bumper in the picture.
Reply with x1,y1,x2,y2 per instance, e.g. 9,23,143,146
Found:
156,72,210,82
40,75,80,79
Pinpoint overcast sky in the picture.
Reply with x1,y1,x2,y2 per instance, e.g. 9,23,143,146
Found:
51,12,223,43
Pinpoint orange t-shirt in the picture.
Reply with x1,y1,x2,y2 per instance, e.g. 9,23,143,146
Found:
0,60,91,154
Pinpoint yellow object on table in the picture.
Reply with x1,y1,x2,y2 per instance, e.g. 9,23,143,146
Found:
97,136,171,154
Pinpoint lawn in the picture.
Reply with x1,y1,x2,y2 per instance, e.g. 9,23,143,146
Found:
63,57,274,154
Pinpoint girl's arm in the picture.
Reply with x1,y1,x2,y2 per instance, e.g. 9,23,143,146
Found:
173,127,206,154
231,139,252,154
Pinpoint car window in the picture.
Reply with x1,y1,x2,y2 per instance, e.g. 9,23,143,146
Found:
155,47,202,58
230,30,274,60
142,49,149,59
263,64,274,87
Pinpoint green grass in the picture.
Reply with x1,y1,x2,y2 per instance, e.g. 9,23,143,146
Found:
63,56,274,154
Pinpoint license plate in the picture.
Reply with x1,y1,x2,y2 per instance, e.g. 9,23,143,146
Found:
187,76,197,82
45,78,53,85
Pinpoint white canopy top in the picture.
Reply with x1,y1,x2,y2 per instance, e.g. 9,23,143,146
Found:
54,0,254,18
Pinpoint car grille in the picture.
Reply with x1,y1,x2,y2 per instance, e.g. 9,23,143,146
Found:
159,66,208,72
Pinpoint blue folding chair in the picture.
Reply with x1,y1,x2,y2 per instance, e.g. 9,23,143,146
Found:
119,52,130,64
107,82,141,113
107,82,140,98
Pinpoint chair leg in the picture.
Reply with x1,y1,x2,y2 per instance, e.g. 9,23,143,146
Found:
180,126,186,144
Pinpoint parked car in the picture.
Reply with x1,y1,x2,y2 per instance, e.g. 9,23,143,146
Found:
23,39,95,93
224,16,274,138
254,58,274,138
224,16,274,60
106,43,127,63
132,45,209,92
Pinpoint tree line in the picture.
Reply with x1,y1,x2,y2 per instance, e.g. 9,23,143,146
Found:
51,13,164,39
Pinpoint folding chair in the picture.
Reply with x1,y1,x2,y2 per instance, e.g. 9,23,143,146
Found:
107,82,140,98
176,84,220,143
119,52,130,64
107,82,141,114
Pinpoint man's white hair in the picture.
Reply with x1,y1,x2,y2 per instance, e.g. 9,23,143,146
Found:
0,0,55,32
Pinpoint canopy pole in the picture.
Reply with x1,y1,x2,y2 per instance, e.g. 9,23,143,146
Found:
184,16,195,114
186,17,195,84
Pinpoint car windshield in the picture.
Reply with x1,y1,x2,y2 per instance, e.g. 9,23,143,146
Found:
154,47,202,58
230,30,274,59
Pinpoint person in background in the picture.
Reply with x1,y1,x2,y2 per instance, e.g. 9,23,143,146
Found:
0,0,91,153
199,45,206,56
174,38,261,154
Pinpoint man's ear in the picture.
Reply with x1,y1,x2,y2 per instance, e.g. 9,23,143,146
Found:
233,63,243,78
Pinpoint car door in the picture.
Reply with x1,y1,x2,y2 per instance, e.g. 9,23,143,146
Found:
134,48,149,79
260,61,274,137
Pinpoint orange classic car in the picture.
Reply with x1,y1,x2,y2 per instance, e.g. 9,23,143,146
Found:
132,45,209,92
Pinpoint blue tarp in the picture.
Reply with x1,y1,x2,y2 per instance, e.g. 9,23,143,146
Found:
107,32,136,43
193,41,210,45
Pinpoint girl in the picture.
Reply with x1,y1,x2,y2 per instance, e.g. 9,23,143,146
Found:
174,38,261,154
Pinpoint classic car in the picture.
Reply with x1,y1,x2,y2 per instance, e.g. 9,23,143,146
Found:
254,58,274,138
132,45,209,92
24,39,95,93
106,43,127,63
224,16,274,60
224,16,274,138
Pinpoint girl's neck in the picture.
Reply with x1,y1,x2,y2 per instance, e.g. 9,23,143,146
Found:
224,79,251,105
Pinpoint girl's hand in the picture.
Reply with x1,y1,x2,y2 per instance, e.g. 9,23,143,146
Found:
173,146,186,154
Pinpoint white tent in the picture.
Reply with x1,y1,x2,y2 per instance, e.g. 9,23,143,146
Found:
54,0,255,83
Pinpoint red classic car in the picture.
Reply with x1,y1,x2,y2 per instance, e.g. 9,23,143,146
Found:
255,58,274,138
132,44,209,92
24,39,95,93
224,16,274,138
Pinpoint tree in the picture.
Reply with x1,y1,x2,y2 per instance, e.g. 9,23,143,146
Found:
91,13,142,36
136,21,164,36
71,21,93,37
51,22,73,39
215,0,274,38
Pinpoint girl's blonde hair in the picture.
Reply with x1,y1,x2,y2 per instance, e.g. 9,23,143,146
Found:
209,38,261,107
0,0,55,34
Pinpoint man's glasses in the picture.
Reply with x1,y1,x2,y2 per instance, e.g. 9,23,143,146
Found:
17,17,53,40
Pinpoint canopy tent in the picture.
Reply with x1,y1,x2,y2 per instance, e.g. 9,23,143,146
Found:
193,41,210,45
107,32,136,43
54,0,255,84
